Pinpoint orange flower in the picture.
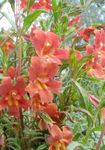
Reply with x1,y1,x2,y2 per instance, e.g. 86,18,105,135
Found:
0,76,30,117
30,27,69,64
31,94,42,117
39,103,62,130
78,26,95,42
87,62,105,79
42,103,61,124
68,15,80,28
20,0,28,9
47,124,73,150
85,32,105,79
32,97,61,122
26,57,62,103
31,0,52,12
0,40,15,55
74,50,84,60
7,66,19,79
94,29,105,50
31,95,61,128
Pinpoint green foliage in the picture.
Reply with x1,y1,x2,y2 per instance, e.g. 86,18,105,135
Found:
23,10,45,32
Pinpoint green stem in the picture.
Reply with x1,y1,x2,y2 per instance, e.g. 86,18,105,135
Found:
83,110,99,143
15,0,22,73
96,119,105,150
15,1,27,149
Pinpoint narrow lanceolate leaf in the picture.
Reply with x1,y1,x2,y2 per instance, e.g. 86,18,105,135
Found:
52,0,61,22
27,0,35,10
39,112,55,124
36,144,47,150
74,107,93,119
23,10,45,32
72,79,91,110
67,141,88,150
99,100,105,108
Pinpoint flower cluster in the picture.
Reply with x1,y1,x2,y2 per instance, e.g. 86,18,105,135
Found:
20,0,52,11
26,27,73,149
74,26,105,79
0,26,72,149
0,39,15,55
0,76,30,117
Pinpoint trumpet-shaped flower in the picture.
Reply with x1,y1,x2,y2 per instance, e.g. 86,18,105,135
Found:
31,0,52,12
20,0,28,9
26,57,62,103
31,94,61,125
7,66,19,79
0,76,30,117
94,29,105,50
42,103,61,124
68,15,80,28
0,39,15,55
30,27,69,64
39,103,62,130
78,26,95,42
47,124,73,150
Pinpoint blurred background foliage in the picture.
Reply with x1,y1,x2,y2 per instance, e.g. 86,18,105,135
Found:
63,0,105,26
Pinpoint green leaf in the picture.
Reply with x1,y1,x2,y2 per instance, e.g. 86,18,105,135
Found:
36,144,47,150
78,54,93,69
67,141,87,150
80,0,84,5
39,112,55,124
52,0,61,22
27,0,35,10
23,10,45,32
74,107,93,119
99,100,105,108
72,79,91,110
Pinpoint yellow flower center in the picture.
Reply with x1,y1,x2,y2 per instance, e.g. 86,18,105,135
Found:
55,141,66,150
42,0,46,5
36,81,46,90
6,92,19,106
8,98,19,106
32,98,40,108
45,42,51,48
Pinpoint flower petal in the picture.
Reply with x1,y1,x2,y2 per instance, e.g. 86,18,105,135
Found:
39,89,53,104
54,49,69,60
30,27,46,56
9,106,19,117
0,99,7,110
48,124,62,141
15,76,26,96
46,80,62,94
0,77,12,97
62,126,73,144
29,57,43,81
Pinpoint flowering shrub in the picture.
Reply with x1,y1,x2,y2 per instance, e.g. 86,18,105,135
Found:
0,0,105,150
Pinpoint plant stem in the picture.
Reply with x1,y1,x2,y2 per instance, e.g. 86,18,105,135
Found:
15,1,27,149
15,0,22,73
96,119,105,150
19,108,24,133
